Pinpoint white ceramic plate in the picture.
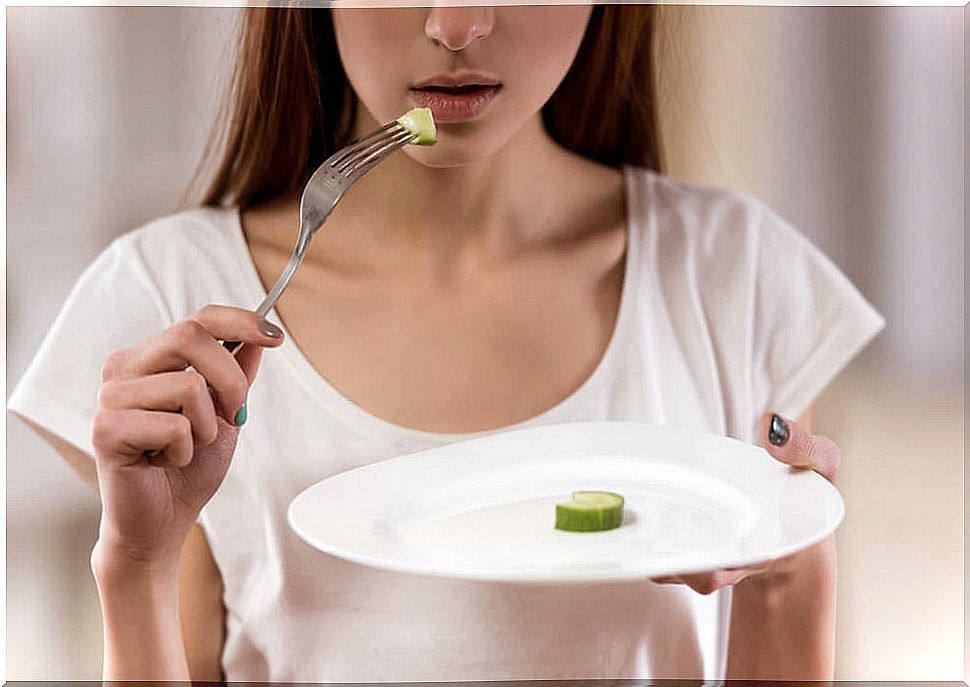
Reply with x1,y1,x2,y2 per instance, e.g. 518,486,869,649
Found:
288,421,843,583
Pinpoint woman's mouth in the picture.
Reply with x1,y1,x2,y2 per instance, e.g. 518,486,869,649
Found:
408,84,501,123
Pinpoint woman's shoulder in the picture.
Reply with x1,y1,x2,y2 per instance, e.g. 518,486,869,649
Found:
625,166,802,257
628,167,780,228
112,205,241,259
104,205,250,310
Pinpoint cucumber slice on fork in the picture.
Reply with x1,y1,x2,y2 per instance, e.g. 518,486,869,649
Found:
396,107,436,145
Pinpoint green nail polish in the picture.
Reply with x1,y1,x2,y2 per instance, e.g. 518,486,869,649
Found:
233,402,248,426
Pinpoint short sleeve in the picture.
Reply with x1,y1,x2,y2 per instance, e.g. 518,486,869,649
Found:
750,207,886,433
7,237,173,459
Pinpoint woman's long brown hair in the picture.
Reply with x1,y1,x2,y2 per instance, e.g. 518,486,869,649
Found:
192,6,663,209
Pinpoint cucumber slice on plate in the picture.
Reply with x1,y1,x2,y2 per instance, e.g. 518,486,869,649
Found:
555,490,625,532
397,108,436,145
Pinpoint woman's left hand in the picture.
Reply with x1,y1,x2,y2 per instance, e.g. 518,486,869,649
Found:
650,411,841,595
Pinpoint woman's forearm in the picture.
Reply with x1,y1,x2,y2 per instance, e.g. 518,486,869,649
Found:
726,534,838,679
92,545,190,682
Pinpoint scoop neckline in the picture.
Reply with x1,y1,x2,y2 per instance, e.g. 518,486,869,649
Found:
227,164,643,447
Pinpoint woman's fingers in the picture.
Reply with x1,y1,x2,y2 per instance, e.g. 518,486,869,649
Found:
650,415,842,595
725,559,773,574
93,409,195,468
234,338,265,387
89,306,280,566
650,417,837,596
650,556,777,593
650,416,839,596
98,371,220,446
188,304,284,345
760,412,841,483
650,568,759,595
100,306,284,422
103,306,283,377
131,321,245,423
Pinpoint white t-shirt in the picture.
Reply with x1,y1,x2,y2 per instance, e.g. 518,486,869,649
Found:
8,166,885,682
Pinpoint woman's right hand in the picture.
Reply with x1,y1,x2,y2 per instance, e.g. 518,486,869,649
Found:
91,305,284,571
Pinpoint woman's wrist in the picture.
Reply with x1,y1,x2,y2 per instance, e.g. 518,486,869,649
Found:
91,537,182,585
91,538,190,681
91,551,180,601
727,535,837,680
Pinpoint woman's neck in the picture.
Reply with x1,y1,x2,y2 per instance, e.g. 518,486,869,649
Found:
245,114,622,280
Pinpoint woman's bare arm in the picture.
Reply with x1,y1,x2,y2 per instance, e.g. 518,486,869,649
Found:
726,406,838,679
178,524,227,681
20,419,227,682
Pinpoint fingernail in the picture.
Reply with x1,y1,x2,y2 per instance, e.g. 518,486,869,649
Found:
233,402,248,426
769,413,789,446
260,319,283,339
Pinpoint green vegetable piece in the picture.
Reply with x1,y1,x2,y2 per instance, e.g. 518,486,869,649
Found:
555,490,625,532
397,107,436,145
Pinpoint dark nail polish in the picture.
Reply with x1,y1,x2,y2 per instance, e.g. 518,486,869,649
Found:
260,320,283,339
234,402,248,426
769,413,789,446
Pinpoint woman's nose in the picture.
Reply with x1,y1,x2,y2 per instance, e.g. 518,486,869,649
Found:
424,6,494,51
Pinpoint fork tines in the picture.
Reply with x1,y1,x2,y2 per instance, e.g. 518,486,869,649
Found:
331,122,416,177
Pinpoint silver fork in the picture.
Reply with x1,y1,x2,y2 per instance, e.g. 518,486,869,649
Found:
143,121,416,458
222,120,417,355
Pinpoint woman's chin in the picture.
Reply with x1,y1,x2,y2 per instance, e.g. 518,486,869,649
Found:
400,142,504,169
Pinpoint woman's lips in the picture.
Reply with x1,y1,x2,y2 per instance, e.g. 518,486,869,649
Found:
408,85,501,123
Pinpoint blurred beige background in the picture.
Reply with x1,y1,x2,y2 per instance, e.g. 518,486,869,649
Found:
5,5,965,681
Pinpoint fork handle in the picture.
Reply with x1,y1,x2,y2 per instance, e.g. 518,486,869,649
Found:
221,339,244,356
220,229,311,357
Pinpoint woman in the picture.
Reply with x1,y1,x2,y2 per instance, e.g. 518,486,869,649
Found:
8,5,884,683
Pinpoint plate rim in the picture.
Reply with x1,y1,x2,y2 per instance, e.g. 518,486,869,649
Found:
286,421,845,584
